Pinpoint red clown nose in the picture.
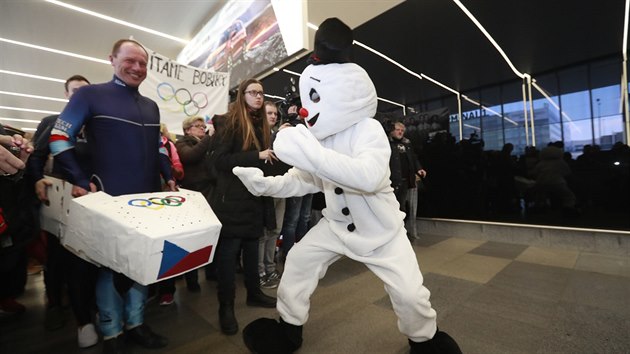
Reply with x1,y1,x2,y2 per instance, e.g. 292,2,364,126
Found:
298,107,309,118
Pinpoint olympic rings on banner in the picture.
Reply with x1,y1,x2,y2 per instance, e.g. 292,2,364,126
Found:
157,82,175,101
156,82,208,117
127,195,187,210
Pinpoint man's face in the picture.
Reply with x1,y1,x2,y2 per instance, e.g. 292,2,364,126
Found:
110,42,148,87
265,104,278,126
391,124,405,139
65,80,89,99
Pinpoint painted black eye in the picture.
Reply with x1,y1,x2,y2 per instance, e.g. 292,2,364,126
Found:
309,88,320,103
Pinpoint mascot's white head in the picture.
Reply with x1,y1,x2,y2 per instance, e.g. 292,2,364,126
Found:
298,18,377,140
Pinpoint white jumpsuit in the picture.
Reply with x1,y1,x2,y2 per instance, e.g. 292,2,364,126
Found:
234,63,438,342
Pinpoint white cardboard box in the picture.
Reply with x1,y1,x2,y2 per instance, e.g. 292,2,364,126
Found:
40,177,221,285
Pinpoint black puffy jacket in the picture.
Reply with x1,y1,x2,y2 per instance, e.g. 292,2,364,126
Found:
209,115,268,239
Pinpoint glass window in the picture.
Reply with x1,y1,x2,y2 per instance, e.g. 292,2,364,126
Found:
592,84,621,119
559,65,588,94
502,100,528,154
558,65,592,153
461,92,481,141
480,86,503,151
562,119,593,155
426,99,443,111
444,95,461,141
591,84,623,148
560,91,591,121
590,57,621,89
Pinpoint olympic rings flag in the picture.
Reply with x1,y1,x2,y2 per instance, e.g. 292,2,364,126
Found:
140,48,230,135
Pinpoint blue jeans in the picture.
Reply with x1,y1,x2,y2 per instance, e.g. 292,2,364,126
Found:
95,268,147,338
280,194,313,257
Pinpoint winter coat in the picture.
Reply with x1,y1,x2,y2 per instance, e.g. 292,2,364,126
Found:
175,134,214,200
209,115,269,239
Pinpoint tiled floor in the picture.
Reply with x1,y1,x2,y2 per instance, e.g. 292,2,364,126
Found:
1,234,629,353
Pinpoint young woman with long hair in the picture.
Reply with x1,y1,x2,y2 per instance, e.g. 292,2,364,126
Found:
210,78,278,335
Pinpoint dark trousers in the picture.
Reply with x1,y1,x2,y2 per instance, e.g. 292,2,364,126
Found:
215,237,259,303
0,248,27,298
44,232,67,307
157,269,199,295
44,232,97,325
394,184,409,213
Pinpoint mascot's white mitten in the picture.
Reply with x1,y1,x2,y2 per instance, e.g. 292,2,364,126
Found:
273,124,324,174
233,167,267,196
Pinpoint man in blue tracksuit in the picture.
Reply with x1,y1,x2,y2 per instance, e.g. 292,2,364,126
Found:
50,39,175,353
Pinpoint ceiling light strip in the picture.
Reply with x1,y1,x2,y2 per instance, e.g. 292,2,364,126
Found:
0,117,43,124
452,0,525,79
353,40,423,81
0,90,68,103
0,106,60,115
0,37,110,65
0,70,66,83
624,0,630,60
282,69,302,77
622,0,630,144
45,0,188,44
377,98,407,115
464,123,480,131
420,73,459,95
377,97,405,108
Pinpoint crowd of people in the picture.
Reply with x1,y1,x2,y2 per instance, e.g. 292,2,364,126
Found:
8,29,627,354
0,38,335,354
413,131,630,228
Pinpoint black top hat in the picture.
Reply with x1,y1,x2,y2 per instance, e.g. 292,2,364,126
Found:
308,18,353,65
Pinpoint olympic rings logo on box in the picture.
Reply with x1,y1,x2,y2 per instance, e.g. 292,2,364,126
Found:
127,196,187,210
157,82,208,117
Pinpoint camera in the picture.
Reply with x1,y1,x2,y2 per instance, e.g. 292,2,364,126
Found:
9,146,21,157
278,77,302,126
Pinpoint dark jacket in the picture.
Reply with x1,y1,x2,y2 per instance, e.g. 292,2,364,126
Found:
0,125,34,263
389,136,422,189
209,115,268,239
175,134,214,200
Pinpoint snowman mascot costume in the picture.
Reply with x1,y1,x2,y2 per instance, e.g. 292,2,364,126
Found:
234,18,461,354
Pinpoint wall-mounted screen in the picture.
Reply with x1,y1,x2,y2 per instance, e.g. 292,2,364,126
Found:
177,0,306,89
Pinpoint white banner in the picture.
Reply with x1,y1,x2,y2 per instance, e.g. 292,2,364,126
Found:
140,49,230,135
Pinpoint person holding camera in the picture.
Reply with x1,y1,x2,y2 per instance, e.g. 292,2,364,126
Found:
0,125,33,318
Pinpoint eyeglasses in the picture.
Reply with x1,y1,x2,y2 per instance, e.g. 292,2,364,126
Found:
190,124,206,129
244,90,264,98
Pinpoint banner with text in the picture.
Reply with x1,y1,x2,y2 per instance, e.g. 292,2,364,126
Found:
139,49,230,135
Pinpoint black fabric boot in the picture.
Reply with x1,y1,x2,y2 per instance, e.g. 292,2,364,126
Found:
408,329,462,354
243,317,303,354
126,324,168,349
102,334,125,354
246,288,276,308
219,302,239,335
